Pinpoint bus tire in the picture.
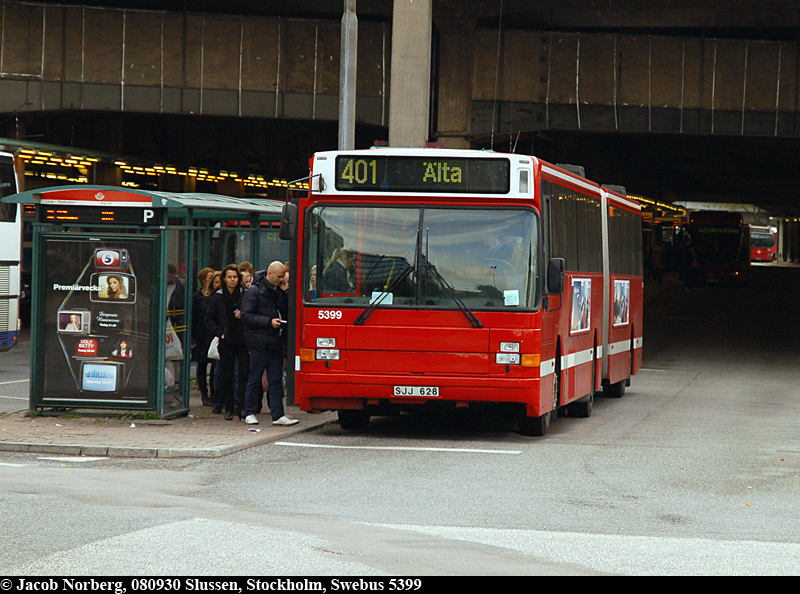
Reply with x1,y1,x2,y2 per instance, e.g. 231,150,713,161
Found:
520,359,558,436
568,392,593,418
569,349,596,417
338,409,370,430
519,410,550,437
604,335,632,398
604,378,626,398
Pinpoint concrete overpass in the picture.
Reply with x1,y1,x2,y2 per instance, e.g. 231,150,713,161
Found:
2,0,800,228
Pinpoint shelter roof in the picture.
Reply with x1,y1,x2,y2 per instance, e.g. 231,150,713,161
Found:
2,185,284,214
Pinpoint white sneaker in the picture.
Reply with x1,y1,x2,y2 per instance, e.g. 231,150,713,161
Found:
273,416,299,426
244,415,259,425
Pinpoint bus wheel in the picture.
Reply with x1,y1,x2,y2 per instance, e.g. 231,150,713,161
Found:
338,409,371,430
569,352,596,417
568,392,593,418
603,378,626,398
604,341,631,398
519,410,550,437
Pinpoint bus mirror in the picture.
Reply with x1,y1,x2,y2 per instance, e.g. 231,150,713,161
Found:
547,258,565,294
279,203,297,240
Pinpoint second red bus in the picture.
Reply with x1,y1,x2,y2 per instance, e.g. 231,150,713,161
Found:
750,225,777,262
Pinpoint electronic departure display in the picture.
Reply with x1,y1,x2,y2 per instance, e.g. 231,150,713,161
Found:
41,206,154,225
335,156,510,194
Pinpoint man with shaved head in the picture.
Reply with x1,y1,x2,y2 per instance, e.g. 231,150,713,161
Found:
240,260,298,426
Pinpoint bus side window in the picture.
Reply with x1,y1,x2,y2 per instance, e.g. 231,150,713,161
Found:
542,195,551,262
542,192,553,293
519,169,530,194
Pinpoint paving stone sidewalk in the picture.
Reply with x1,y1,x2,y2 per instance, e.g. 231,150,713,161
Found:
0,398,336,458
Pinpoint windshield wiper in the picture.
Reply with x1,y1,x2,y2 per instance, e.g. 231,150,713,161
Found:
353,264,414,326
422,260,483,329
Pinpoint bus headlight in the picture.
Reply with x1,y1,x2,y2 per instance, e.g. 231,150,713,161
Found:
495,353,520,365
316,349,340,361
317,337,336,347
499,342,520,352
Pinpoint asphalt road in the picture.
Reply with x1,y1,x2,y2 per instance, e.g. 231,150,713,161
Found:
0,328,29,414
1,263,799,575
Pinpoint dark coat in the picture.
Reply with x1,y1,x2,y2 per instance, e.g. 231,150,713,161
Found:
204,285,246,347
240,272,288,351
191,290,211,362
321,260,352,292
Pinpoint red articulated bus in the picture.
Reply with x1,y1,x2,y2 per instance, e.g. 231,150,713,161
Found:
750,225,777,263
685,210,750,283
282,148,643,437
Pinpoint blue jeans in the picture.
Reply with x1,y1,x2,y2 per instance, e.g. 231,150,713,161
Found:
245,348,285,420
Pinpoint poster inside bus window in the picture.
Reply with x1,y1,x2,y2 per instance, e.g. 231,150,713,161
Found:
613,280,630,327
570,278,591,334
43,236,153,403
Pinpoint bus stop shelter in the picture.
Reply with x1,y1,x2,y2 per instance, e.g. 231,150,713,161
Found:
2,186,285,418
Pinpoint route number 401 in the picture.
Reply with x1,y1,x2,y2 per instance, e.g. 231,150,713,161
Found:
318,310,343,320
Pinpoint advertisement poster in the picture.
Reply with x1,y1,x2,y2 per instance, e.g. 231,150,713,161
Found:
613,280,630,327
570,278,591,334
41,236,153,403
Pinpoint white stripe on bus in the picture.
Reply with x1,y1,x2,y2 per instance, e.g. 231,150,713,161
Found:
540,166,599,194
540,337,642,378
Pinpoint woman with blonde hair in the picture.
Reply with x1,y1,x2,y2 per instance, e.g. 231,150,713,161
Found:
321,248,355,292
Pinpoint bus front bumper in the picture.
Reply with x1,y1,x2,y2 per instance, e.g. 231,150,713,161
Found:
296,372,542,412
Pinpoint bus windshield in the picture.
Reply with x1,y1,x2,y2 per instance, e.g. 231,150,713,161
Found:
0,154,17,222
751,233,774,248
305,206,539,310
688,225,743,263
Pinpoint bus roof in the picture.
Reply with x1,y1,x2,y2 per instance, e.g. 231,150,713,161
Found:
687,210,744,226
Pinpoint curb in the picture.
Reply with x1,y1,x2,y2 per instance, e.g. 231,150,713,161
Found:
0,414,335,459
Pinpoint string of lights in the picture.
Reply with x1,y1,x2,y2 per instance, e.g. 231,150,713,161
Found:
5,140,309,194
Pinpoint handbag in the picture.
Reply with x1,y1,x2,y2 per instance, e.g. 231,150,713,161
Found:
165,320,184,360
207,336,220,360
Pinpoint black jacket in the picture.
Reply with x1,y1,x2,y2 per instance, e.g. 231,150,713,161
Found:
321,260,352,292
191,290,211,361
204,285,246,347
240,272,288,351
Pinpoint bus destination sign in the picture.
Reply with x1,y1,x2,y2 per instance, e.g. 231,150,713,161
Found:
335,155,510,194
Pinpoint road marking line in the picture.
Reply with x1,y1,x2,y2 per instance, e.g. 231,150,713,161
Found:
275,442,522,455
0,395,27,400
0,379,29,385
38,457,109,462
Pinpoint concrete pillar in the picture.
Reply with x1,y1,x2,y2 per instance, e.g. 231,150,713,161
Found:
158,174,184,193
182,175,197,193
13,150,26,193
96,165,123,186
216,178,245,198
436,23,474,149
339,0,358,150
388,0,433,148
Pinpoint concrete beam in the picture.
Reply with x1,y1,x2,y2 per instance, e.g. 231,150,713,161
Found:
435,26,473,149
388,0,432,147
